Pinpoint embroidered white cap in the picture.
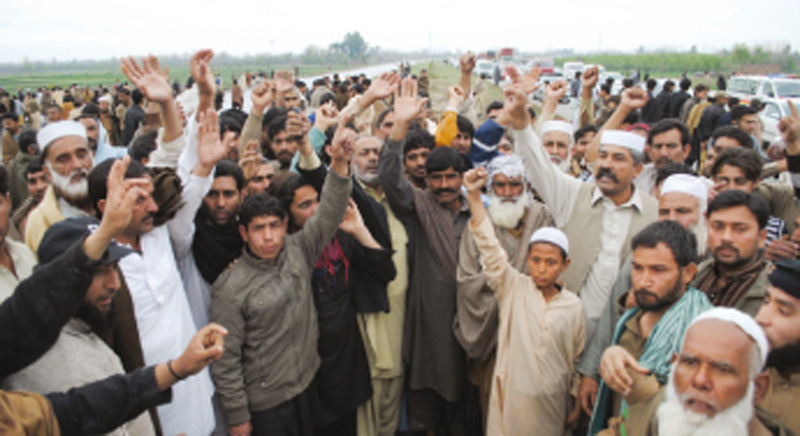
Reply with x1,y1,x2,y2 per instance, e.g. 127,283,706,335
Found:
690,307,769,370
660,174,708,201
529,226,569,254
541,120,574,136
600,130,646,153
37,121,87,151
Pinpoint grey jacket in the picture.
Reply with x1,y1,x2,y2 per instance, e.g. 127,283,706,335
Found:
209,170,352,426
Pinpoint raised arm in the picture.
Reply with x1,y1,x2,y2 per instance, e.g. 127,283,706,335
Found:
238,80,275,155
585,87,648,163
121,55,182,144
459,52,476,99
377,77,429,218
579,66,599,127
190,50,216,122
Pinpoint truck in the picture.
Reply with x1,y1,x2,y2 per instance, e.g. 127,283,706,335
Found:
499,48,515,62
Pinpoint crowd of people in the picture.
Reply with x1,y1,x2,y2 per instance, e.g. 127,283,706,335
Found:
0,49,798,436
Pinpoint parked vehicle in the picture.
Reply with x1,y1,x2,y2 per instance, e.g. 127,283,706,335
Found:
728,75,800,103
760,98,800,144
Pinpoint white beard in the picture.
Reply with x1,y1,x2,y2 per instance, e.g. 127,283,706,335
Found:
690,220,708,258
488,193,531,229
656,365,754,436
549,155,572,173
46,161,89,201
353,162,379,187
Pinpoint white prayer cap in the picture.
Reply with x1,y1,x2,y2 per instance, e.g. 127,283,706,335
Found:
660,174,708,201
98,94,112,104
541,120,573,136
487,154,525,182
600,130,646,153
690,307,769,370
529,227,569,254
37,121,87,151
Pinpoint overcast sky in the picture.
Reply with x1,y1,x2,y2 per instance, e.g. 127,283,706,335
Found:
1,0,798,64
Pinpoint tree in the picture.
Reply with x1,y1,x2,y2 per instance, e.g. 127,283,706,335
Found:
330,32,369,61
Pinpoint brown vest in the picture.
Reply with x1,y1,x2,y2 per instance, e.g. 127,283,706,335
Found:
560,183,657,293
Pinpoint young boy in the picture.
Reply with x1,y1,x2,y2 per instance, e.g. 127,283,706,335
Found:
463,166,585,436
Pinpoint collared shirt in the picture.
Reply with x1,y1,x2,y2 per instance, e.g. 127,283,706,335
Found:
634,163,657,196
511,126,645,332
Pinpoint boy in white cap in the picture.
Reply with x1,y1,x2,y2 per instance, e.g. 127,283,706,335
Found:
463,166,585,436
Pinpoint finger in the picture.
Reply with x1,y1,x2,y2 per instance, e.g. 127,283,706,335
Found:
628,359,650,375
790,100,799,120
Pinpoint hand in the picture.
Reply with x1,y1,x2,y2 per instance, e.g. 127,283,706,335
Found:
620,87,649,110
338,199,366,235
545,80,569,103
565,397,582,430
172,323,227,378
392,77,428,125
578,375,599,416
329,115,357,168
190,49,215,96
363,72,401,104
708,180,726,203
274,71,294,94
250,80,275,113
238,140,260,182
95,156,153,239
446,85,466,108
779,100,799,150
582,66,599,90
502,83,530,130
228,422,252,436
764,235,799,261
285,111,310,138
121,55,171,103
463,167,488,193
195,109,232,171
314,101,340,132
460,52,476,74
599,345,649,397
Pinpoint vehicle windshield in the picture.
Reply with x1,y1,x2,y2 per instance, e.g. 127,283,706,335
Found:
776,81,800,98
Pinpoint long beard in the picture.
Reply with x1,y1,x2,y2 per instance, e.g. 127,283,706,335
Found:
488,193,530,229
76,302,116,337
657,365,753,436
46,161,89,203
353,162,379,187
766,342,800,370
690,220,708,258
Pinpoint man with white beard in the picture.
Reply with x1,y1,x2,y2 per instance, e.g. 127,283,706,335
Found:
454,153,554,423
540,120,574,173
578,173,709,421
25,121,94,252
651,307,791,436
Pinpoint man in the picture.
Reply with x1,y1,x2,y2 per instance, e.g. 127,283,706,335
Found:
681,83,708,123
653,308,790,435
7,128,38,210
345,134,408,436
402,126,434,190
375,108,396,142
755,259,800,434
230,79,243,110
669,77,692,119
245,157,275,196
210,122,354,436
45,105,63,124
696,91,730,147
705,125,755,170
418,69,430,96
377,78,470,433
507,83,658,335
87,109,226,436
653,79,675,122
265,116,299,170
732,105,765,155
690,190,772,316
122,89,145,145
2,216,157,436
710,147,787,243
97,94,120,145
540,120,573,173
641,79,659,123
0,165,36,300
577,173,708,421
10,157,49,242
635,119,693,195
180,160,244,329
588,220,712,435
454,153,554,423
571,124,598,180
2,112,20,165
24,121,95,252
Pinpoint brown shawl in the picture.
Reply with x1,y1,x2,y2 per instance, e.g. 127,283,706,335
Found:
693,252,766,307
0,391,59,436
412,188,460,283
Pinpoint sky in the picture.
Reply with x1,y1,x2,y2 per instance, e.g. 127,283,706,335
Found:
1,0,798,64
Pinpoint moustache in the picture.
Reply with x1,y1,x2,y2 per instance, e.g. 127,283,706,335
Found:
433,187,458,196
655,156,671,165
142,212,156,223
596,167,619,182
713,243,740,255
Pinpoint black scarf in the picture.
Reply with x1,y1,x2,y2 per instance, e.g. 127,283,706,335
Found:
192,208,243,284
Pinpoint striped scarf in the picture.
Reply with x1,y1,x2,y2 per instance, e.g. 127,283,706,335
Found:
588,287,712,435
693,252,766,307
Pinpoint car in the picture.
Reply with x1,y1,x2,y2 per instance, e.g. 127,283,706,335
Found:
728,75,800,104
475,60,497,80
759,98,800,145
